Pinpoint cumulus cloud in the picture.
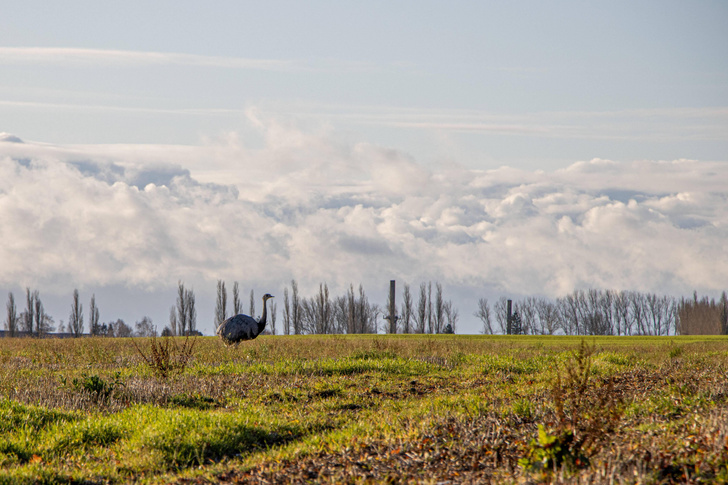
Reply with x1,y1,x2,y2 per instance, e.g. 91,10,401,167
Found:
1,118,726,332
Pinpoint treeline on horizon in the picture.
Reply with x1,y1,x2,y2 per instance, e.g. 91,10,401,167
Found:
2,281,727,338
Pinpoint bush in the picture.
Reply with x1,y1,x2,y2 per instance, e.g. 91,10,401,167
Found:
132,334,196,379
520,340,622,477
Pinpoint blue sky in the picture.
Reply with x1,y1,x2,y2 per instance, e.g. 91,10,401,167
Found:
1,1,727,334
2,1,726,166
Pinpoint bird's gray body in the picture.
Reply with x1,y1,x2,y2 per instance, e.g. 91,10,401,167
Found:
217,313,261,344
216,293,273,345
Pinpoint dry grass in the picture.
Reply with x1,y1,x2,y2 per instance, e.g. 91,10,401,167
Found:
0,335,727,483
132,334,197,379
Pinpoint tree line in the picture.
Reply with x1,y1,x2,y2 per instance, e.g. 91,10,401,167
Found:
2,282,200,339
4,282,727,337
212,279,459,335
475,289,728,336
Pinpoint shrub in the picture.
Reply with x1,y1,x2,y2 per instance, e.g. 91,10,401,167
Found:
132,334,196,379
520,340,622,477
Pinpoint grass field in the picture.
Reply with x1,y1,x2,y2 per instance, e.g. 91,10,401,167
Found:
1,334,727,484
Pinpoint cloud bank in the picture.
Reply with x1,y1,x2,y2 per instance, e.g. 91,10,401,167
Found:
0,120,726,331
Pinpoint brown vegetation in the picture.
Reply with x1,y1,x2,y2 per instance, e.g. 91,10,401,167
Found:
1,335,728,483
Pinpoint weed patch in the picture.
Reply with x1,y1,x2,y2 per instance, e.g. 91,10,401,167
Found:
132,335,196,379
63,372,123,402
520,340,623,478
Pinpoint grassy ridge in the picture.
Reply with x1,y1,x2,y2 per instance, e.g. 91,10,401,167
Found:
0,335,727,483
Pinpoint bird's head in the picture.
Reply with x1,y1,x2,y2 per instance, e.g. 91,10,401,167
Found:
263,293,274,301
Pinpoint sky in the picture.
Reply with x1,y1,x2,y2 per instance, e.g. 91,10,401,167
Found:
1,1,727,334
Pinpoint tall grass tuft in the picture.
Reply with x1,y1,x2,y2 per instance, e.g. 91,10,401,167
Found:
132,334,197,379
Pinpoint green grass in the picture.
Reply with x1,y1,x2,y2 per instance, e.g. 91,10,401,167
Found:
0,334,727,483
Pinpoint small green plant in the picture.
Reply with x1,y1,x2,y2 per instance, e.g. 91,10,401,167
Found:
133,334,197,379
65,372,123,402
512,398,535,422
668,341,683,359
520,340,622,477
519,424,589,474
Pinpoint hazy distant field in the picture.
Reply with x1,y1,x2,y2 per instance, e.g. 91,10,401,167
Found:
1,335,727,484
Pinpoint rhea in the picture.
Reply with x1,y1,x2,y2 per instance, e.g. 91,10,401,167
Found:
217,293,274,344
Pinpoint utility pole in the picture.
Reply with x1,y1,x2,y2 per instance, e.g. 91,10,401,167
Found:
385,280,399,333
507,299,513,335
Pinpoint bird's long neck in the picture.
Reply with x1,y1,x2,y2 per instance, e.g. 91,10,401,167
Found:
257,298,268,334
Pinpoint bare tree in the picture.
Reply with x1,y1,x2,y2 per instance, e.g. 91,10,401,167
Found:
535,298,560,335
356,287,370,335
475,297,493,334
291,280,302,335
337,284,377,334
344,284,357,334
434,282,444,334
112,319,133,338
643,293,674,336
675,293,722,335
177,281,188,335
34,293,53,336
34,296,42,337
613,291,632,335
5,292,19,337
359,285,378,334
168,306,178,336
283,287,291,335
444,301,459,333
494,297,510,334
415,283,428,334
630,291,647,335
89,294,100,336
135,316,156,337
302,283,333,334
400,283,413,334
346,285,357,333
215,280,227,329
22,288,35,334
249,289,255,319
590,289,612,335
518,297,539,335
185,288,197,334
233,281,241,315
557,293,579,335
599,290,616,336
427,282,433,334
69,289,84,337
270,300,277,335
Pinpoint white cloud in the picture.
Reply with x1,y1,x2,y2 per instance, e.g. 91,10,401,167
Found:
0,47,303,71
0,47,382,75
1,116,726,332
259,102,728,142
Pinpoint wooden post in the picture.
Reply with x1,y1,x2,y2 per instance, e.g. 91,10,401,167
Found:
507,299,513,335
386,280,398,333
